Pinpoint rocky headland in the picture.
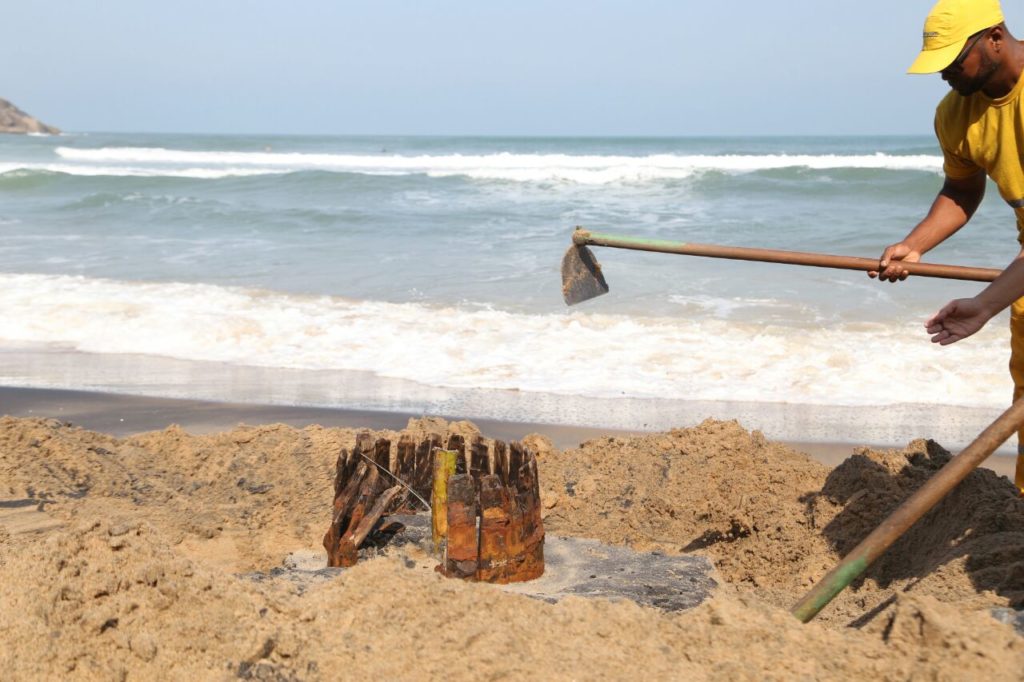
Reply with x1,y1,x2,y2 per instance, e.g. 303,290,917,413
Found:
0,98,59,135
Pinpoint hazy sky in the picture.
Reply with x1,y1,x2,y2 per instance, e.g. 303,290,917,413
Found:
5,1,1022,136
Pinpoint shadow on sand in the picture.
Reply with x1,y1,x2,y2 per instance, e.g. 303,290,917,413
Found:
803,439,1024,626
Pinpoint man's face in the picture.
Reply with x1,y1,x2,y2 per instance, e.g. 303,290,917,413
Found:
941,29,998,96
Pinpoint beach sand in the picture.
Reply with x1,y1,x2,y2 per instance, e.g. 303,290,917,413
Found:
2,387,1024,679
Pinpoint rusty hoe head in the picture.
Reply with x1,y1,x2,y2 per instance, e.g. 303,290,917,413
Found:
561,229,609,306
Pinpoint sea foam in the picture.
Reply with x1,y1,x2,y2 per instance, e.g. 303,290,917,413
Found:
0,273,1007,409
44,147,944,183
0,162,287,179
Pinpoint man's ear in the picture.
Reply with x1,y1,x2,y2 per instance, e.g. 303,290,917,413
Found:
988,23,1006,51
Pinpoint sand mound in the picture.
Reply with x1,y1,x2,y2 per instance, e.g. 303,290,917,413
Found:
3,415,1024,678
0,416,480,572
816,439,1024,614
541,421,834,591
0,518,288,678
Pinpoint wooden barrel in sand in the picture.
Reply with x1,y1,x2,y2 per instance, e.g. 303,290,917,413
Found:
323,432,544,583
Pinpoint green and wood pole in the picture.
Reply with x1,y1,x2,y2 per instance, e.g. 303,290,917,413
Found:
791,397,1024,623
571,228,1001,283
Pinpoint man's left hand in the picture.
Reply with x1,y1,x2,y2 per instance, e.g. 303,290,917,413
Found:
926,297,995,345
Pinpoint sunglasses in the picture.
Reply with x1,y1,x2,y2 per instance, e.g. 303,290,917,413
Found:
946,29,988,72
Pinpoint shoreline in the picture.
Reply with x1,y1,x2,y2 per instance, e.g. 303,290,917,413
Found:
0,347,1015,453
0,385,642,449
1,385,1015,478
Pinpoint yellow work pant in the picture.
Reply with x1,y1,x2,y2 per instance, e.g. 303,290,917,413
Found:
1010,298,1024,494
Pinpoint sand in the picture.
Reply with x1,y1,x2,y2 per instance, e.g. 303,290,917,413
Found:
2,412,1024,680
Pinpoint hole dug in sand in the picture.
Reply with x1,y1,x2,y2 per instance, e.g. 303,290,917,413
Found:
319,429,718,609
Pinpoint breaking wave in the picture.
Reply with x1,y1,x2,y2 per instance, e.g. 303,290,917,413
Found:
31,146,947,183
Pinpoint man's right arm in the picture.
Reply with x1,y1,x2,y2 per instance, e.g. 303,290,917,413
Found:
869,171,986,281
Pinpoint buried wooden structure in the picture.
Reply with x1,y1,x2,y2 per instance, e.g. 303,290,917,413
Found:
323,432,544,583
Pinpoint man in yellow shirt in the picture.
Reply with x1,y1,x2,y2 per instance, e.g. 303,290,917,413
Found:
872,0,1024,490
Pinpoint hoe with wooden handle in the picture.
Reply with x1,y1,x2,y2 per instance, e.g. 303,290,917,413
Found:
561,227,1001,306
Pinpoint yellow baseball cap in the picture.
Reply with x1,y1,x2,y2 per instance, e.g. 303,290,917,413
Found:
907,0,1004,73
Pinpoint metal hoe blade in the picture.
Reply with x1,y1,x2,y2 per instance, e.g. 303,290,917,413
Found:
561,244,609,305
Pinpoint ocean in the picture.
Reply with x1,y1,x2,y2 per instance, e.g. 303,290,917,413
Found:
0,132,1018,449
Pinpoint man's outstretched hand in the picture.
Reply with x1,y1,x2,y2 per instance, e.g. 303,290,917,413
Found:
926,297,995,345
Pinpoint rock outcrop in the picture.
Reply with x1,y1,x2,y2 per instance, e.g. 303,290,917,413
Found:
0,98,59,135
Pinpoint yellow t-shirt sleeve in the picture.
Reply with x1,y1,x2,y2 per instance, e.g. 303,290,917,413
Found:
935,111,981,179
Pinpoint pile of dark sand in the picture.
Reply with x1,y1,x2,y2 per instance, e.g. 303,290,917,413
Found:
2,415,1024,679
